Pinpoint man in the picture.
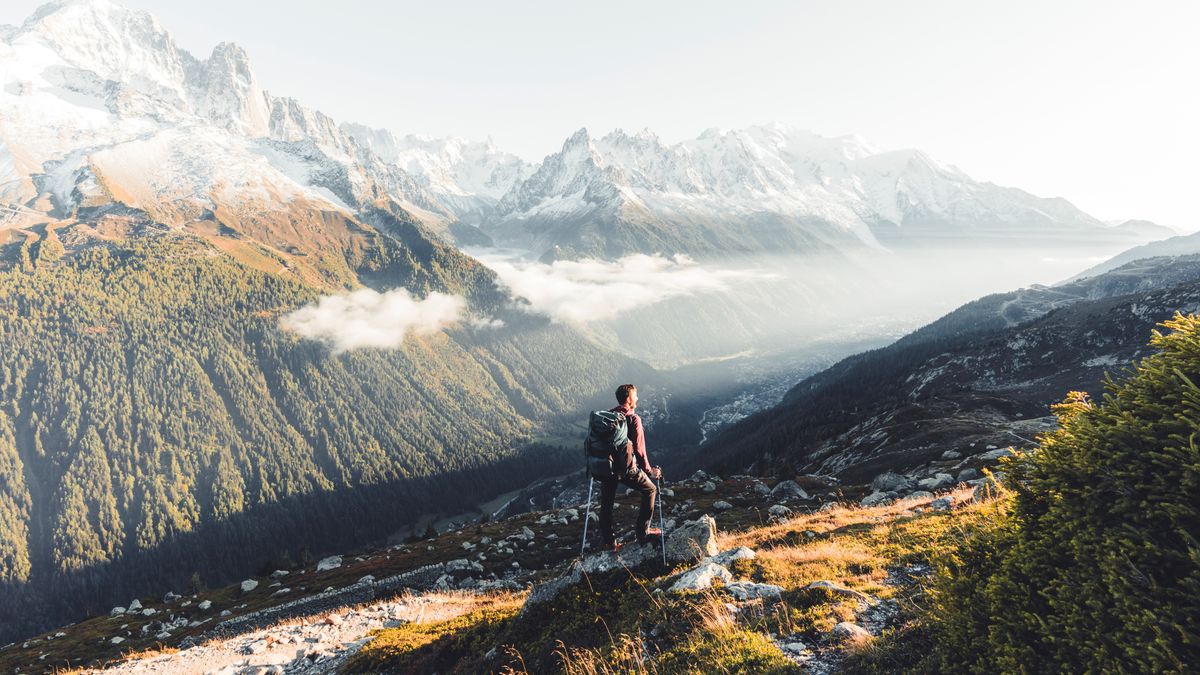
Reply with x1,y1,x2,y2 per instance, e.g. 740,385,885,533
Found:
597,383,663,551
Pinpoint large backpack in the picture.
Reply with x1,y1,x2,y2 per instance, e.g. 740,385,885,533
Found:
584,410,629,480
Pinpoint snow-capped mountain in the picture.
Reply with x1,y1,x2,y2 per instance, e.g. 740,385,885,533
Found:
0,0,452,250
0,0,1164,267
485,123,1145,260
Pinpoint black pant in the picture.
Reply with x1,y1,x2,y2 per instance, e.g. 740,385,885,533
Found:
598,469,657,546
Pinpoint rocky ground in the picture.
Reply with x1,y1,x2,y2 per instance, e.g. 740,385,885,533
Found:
0,445,1014,674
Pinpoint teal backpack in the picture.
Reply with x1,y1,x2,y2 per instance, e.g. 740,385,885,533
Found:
584,410,629,480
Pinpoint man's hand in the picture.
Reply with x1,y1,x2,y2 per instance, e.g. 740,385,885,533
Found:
650,466,663,480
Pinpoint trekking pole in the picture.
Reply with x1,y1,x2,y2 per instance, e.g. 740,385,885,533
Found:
581,476,594,557
657,474,667,566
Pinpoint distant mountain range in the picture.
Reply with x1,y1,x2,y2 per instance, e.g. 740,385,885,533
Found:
1,0,1170,265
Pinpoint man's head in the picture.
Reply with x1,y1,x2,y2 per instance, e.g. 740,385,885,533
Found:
615,383,638,409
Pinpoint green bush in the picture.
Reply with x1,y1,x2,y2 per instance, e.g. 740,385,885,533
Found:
926,313,1200,672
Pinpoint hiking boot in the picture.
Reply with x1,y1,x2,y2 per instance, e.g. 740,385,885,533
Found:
608,541,623,553
637,527,663,544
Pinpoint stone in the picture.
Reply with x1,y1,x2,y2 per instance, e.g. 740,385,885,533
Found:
270,570,289,579
316,555,342,572
930,497,953,512
957,468,980,482
155,631,171,640
859,491,893,507
770,480,810,501
830,621,872,642
446,559,484,573
708,546,756,567
197,600,212,610
749,481,771,496
871,471,914,493
324,613,343,626
142,608,156,616
220,609,232,617
941,450,961,460
128,599,142,611
521,526,535,539
782,641,808,654
668,562,733,593
271,588,291,596
110,606,126,616
240,579,258,593
908,490,934,499
357,575,375,584
804,580,877,605
767,504,791,517
723,582,783,601
702,481,717,492
110,636,125,645
978,447,1015,461
712,500,733,511
242,639,268,655
918,473,954,491
665,515,719,563
162,591,181,603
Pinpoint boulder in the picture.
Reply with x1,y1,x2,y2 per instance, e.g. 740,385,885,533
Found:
240,579,258,593
197,600,212,611
859,491,893,507
665,515,719,563
128,599,142,611
978,447,1015,461
707,546,756,567
930,497,953,512
668,562,732,593
918,473,954,491
316,556,342,572
907,490,934,500
941,450,962,460
522,526,535,539
110,606,126,616
110,636,125,645
712,500,733,511
723,581,783,601
871,471,914,493
957,468,980,482
973,476,1003,502
830,621,872,642
446,559,484,574
162,591,181,603
767,504,791,517
702,481,717,492
749,481,771,496
270,570,289,579
770,480,810,501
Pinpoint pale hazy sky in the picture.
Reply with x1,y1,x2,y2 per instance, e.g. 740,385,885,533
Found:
4,0,1198,231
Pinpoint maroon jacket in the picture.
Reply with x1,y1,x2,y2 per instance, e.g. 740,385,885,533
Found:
610,403,650,475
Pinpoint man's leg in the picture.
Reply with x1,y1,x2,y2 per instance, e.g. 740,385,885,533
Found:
597,478,618,548
621,470,657,541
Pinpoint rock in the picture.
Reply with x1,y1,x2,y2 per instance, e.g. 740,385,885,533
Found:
770,480,810,501
712,500,733,511
110,636,125,645
357,575,375,584
446,559,484,573
665,515,719,563
930,497,953,512
978,447,1015,461
162,591,181,603
142,608,156,616
270,570,289,579
324,613,343,626
941,450,961,460
242,638,268,655
859,491,893,507
689,470,711,483
240,579,258,593
830,621,872,642
749,481,771,496
316,555,342,572
708,546,756,567
198,600,212,610
767,504,791,517
219,609,232,617
804,580,877,605
668,562,733,593
702,481,717,492
957,468,980,482
521,526,535,539
781,641,809,654
871,471,914,493
271,588,291,596
128,599,142,611
110,606,126,616
818,501,839,512
918,473,954,491
723,582,783,601
908,490,934,499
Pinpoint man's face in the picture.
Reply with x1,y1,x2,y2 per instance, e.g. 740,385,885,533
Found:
628,389,638,410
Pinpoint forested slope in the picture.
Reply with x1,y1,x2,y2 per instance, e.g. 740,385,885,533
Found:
0,231,646,643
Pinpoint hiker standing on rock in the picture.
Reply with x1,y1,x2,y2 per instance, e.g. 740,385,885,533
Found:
598,384,663,551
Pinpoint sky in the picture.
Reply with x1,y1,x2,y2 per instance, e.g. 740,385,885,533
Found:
3,0,1198,232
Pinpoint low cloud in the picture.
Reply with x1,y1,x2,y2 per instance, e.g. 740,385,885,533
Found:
280,288,466,352
476,252,758,322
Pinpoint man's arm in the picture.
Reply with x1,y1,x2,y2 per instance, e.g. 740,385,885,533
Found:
630,413,652,473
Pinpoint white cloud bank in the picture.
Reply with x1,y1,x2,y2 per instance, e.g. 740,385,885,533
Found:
476,252,758,323
280,288,466,352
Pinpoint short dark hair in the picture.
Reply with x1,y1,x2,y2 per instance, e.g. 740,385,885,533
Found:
615,384,637,405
